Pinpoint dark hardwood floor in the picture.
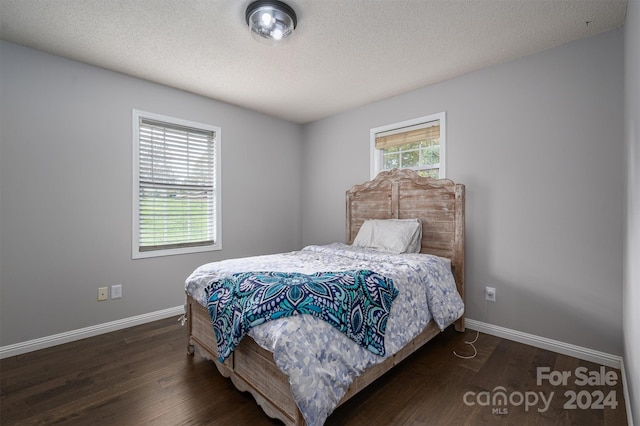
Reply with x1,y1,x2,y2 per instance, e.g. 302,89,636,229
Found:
1,317,628,425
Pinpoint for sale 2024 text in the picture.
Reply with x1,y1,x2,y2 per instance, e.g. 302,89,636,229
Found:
538,366,618,411
463,366,619,414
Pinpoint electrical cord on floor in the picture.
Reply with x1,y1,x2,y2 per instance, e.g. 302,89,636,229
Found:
453,298,488,359
453,329,479,359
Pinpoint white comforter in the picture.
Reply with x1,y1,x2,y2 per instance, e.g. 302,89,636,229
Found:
185,243,464,425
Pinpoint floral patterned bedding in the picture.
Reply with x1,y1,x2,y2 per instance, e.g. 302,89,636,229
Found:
206,270,399,362
185,243,464,426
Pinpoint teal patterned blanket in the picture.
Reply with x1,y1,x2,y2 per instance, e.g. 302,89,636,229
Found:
205,270,398,362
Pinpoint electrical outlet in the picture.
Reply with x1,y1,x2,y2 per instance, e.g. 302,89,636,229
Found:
111,284,122,299
98,287,108,301
485,286,496,302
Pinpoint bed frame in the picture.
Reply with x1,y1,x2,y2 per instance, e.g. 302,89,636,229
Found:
185,168,465,425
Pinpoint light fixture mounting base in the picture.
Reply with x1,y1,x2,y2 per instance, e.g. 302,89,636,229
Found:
245,0,297,29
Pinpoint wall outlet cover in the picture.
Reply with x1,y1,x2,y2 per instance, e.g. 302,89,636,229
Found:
485,286,496,302
98,287,108,301
111,284,122,299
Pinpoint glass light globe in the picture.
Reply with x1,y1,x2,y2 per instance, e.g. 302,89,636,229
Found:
246,1,297,45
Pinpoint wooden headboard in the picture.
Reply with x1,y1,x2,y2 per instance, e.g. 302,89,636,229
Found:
346,168,465,304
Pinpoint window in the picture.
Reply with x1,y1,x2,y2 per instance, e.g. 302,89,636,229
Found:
370,112,445,179
132,110,221,259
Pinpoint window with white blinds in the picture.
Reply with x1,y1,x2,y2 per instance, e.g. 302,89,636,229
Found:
132,110,221,258
370,112,446,179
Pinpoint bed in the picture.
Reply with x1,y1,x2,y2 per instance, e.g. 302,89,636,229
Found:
184,168,465,425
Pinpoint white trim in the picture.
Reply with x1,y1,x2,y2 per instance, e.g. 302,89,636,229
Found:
131,109,222,259
621,359,635,426
369,111,446,180
465,319,623,369
1,311,633,422
439,114,447,178
465,319,634,422
0,305,184,359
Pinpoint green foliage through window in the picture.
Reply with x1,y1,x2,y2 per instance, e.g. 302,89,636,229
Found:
382,138,440,176
134,110,220,257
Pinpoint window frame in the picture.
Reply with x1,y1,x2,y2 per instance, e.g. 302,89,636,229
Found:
370,111,446,179
132,109,222,259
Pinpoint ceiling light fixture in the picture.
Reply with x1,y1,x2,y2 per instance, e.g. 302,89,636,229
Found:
245,0,297,44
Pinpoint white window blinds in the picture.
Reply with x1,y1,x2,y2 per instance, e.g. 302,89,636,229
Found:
137,117,217,252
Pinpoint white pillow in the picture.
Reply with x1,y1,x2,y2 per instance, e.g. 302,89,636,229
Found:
352,219,422,253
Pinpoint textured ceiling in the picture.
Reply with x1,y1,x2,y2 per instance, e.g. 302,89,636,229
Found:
0,0,628,123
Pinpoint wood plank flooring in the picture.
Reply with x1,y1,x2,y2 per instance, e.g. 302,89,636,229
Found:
0,317,628,425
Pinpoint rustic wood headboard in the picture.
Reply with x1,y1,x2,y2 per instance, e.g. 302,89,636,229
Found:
345,168,465,304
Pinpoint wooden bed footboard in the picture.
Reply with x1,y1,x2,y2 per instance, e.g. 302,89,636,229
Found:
187,296,305,425
186,294,446,426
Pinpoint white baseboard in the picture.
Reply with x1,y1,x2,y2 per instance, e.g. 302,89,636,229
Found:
0,305,184,359
465,319,623,369
0,311,634,423
465,319,633,424
620,359,635,426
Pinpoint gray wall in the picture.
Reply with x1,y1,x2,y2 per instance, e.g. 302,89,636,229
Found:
0,27,629,363
0,41,303,346
623,0,640,422
302,30,625,355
